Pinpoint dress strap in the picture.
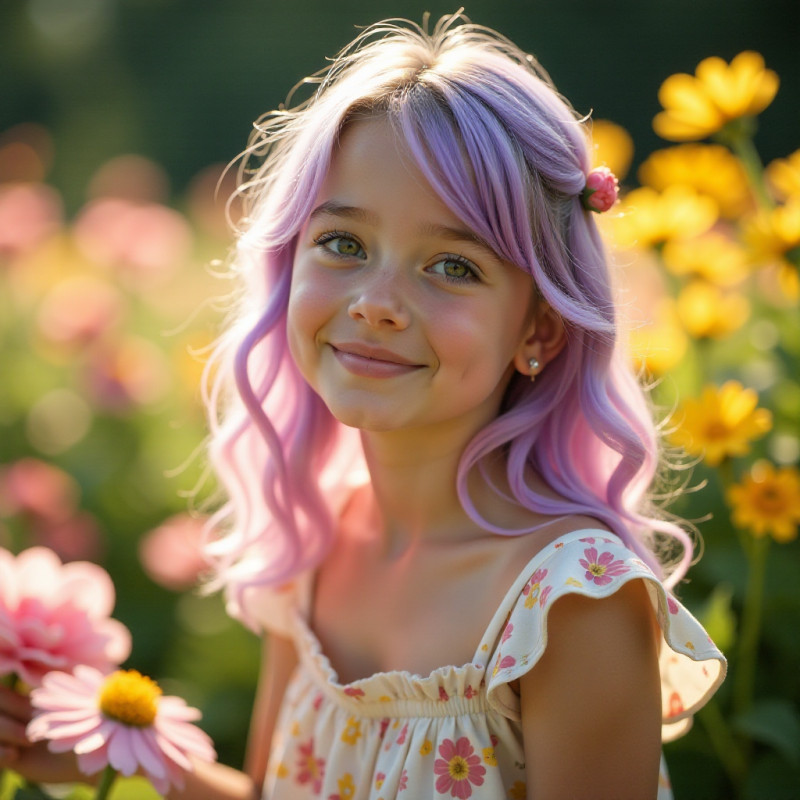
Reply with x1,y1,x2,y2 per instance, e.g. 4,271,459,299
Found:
469,529,610,667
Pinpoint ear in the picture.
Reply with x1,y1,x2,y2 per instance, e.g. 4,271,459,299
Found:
512,301,567,380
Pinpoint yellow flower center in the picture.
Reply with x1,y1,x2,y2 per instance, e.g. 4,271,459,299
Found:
449,755,469,780
99,670,161,727
589,563,606,577
704,421,732,441
754,486,785,515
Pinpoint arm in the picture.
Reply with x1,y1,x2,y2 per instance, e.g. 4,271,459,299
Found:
168,632,299,800
519,579,662,800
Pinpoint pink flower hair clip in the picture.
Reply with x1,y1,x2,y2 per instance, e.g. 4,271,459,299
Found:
580,166,619,213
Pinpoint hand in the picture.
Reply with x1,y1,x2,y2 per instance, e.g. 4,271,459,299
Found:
0,683,87,784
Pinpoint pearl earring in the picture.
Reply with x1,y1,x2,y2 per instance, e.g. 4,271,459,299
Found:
528,357,540,382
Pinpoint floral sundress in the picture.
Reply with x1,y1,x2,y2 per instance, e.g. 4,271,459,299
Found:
237,529,726,799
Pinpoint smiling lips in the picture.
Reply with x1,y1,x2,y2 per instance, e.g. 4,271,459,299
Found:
331,342,423,378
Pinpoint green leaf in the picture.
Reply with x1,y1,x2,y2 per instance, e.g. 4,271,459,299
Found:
106,778,162,800
734,699,800,765
697,583,736,654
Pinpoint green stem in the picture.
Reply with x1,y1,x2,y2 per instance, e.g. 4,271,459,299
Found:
733,533,769,717
94,766,118,800
698,697,748,788
717,123,773,210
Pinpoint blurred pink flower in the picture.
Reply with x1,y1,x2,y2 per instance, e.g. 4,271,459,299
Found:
32,510,106,564
139,513,210,592
0,547,131,686
83,336,171,412
0,182,62,260
73,197,192,286
0,458,80,524
87,154,170,204
28,665,216,794
36,275,124,348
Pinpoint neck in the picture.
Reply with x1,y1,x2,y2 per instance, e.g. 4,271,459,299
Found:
357,422,481,552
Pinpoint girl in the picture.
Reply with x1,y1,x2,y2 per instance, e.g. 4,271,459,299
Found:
0,13,726,799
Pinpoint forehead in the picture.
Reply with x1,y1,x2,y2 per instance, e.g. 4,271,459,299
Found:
317,117,460,222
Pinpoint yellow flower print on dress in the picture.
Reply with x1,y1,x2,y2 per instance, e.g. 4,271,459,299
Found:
522,568,548,608
482,746,498,766
340,716,362,745
420,739,433,756
328,772,356,800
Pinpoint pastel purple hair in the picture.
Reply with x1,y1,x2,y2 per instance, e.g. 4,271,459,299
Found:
204,15,693,627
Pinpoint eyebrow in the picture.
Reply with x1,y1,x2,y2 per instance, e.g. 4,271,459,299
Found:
309,201,501,261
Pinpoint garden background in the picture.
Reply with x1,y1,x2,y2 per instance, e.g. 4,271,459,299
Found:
1,0,799,797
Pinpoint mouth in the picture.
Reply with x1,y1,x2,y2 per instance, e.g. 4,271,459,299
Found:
329,342,423,378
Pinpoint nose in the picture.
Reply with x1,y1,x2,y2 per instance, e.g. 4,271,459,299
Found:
347,267,411,330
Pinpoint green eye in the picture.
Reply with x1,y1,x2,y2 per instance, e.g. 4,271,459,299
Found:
333,237,362,256
443,260,469,278
428,255,479,283
314,232,366,259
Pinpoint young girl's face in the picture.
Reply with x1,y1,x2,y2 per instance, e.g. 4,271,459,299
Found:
287,117,537,437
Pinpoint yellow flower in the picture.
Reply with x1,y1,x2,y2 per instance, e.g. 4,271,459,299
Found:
420,739,433,756
340,717,362,745
638,144,752,218
336,773,356,800
627,298,689,376
590,119,634,181
482,746,498,766
743,196,800,269
654,51,779,141
612,186,718,249
728,461,800,542
662,232,750,286
766,150,800,201
676,280,750,339
669,381,772,466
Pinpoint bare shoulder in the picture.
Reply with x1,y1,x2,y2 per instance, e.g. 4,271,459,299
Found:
496,512,612,586
519,577,662,799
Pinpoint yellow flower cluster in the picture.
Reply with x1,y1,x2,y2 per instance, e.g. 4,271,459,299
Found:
653,52,779,142
669,382,772,467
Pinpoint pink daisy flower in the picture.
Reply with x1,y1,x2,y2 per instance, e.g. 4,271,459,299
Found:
434,737,486,798
27,665,216,794
0,546,131,686
578,547,630,586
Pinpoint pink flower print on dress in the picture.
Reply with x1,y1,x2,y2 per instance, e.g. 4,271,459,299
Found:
399,768,408,791
438,686,450,702
668,596,679,615
434,737,487,798
501,622,513,643
464,685,477,699
539,584,553,608
578,547,630,586
296,739,325,793
343,686,365,700
492,653,516,677
375,772,386,789
396,722,409,745
523,569,548,609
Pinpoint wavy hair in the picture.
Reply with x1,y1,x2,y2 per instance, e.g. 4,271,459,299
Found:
204,13,693,627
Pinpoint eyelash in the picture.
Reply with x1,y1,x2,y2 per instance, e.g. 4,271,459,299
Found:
313,230,365,259
311,230,481,284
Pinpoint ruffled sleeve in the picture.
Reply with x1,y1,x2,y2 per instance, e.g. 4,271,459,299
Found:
224,571,312,638
485,531,726,741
